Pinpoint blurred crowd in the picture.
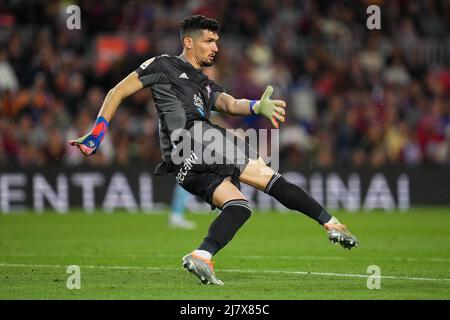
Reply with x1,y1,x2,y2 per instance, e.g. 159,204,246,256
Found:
0,0,449,168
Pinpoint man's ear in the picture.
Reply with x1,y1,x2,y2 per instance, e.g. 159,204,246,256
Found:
184,36,193,49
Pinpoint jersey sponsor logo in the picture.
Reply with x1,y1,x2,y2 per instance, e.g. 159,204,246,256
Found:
179,72,189,79
175,151,199,184
194,93,205,117
139,57,155,70
194,94,203,109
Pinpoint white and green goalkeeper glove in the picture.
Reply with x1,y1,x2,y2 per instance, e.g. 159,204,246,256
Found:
250,85,287,128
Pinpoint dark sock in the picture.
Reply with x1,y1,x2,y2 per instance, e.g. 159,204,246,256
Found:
266,173,332,225
198,199,252,255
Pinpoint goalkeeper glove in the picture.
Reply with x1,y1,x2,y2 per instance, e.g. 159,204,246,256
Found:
250,85,286,128
68,116,109,156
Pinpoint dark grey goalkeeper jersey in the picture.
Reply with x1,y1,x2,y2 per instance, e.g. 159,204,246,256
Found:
135,54,225,174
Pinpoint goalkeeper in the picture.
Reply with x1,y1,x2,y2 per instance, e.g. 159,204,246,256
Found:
69,15,358,286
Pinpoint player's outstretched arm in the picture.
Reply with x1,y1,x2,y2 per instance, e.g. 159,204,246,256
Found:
68,72,143,156
214,85,286,128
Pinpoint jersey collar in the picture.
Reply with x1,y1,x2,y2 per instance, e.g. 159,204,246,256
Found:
177,54,203,74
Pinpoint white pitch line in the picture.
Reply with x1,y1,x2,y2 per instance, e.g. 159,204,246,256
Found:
221,269,450,282
0,263,173,271
1,262,449,283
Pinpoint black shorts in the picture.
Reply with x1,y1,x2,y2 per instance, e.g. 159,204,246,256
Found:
176,170,240,209
171,120,257,208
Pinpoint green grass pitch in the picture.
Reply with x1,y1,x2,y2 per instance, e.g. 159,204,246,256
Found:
1,208,449,300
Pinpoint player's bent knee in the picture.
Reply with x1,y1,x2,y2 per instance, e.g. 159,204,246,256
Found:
240,160,274,191
212,179,246,209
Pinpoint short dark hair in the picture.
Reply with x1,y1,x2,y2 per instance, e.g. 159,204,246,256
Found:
179,15,220,41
